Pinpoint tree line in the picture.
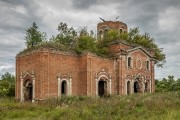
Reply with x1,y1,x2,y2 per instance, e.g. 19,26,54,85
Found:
155,76,180,92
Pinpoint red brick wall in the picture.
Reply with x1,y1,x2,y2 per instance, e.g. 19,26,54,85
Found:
97,21,128,31
120,49,154,94
16,51,43,100
86,53,116,96
16,46,155,100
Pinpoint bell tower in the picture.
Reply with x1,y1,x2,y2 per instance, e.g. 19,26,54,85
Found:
97,20,128,39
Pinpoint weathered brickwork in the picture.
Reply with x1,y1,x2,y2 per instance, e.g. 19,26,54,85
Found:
16,21,155,102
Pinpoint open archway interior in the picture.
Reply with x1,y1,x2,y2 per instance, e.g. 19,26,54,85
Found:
61,80,67,95
24,81,33,101
134,81,139,93
98,79,107,97
127,81,131,95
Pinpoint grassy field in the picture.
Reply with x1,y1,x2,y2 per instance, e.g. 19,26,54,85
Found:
0,92,180,120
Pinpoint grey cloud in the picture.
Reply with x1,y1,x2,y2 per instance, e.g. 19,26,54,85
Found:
72,0,97,9
0,0,180,79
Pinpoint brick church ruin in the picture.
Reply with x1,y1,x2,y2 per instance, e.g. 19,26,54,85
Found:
16,21,155,102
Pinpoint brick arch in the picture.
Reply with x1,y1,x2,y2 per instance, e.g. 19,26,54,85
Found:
125,75,133,95
95,69,112,96
125,75,133,80
24,79,32,87
133,73,146,93
57,74,72,96
23,73,33,83
20,71,35,102
144,79,152,93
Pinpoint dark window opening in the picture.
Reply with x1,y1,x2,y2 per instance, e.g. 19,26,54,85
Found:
128,57,132,68
134,81,139,93
127,81,131,95
98,80,107,97
61,81,67,95
146,61,150,70
145,82,148,92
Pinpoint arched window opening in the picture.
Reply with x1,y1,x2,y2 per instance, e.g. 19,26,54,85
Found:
134,81,139,93
61,80,67,95
99,30,103,34
98,79,107,97
145,82,148,92
24,82,33,101
127,81,131,95
146,61,150,70
105,28,108,32
127,57,132,68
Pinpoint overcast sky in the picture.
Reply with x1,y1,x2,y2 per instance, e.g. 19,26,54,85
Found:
0,0,180,79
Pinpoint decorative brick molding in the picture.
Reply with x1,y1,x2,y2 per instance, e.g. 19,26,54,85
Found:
95,69,112,96
57,73,72,96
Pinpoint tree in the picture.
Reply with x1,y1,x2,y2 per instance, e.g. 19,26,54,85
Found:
126,28,165,67
25,22,46,48
155,76,180,92
98,27,166,67
54,22,77,47
1,72,15,83
76,35,97,54
0,72,15,97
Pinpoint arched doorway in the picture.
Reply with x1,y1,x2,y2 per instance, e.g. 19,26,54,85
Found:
98,80,107,97
24,82,33,101
134,81,139,93
145,82,148,92
127,81,131,95
61,80,67,95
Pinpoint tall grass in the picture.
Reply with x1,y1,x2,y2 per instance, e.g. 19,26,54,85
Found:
0,92,180,120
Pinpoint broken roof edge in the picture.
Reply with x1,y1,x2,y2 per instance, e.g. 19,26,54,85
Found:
111,39,155,52
97,20,128,27
16,47,77,58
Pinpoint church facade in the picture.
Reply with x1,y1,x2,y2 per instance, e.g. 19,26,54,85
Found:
15,21,155,102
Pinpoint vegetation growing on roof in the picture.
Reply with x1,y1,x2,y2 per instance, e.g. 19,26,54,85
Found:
22,22,165,67
25,22,47,48
97,28,166,67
